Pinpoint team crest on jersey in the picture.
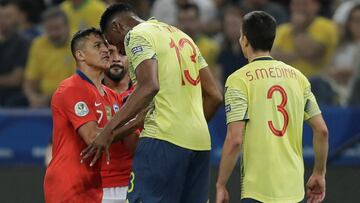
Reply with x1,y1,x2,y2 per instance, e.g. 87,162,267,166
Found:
225,104,231,113
113,104,120,113
74,101,89,117
131,46,143,55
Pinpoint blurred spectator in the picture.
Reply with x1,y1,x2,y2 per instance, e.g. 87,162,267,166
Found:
23,7,75,108
151,0,216,26
60,0,106,34
13,0,44,41
0,0,30,107
333,0,360,39
216,5,247,84
272,0,338,78
177,3,221,83
239,0,288,25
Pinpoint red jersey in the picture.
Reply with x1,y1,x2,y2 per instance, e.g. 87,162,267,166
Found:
44,71,122,203
101,86,139,188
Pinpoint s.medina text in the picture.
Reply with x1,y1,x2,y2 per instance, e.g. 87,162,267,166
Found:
246,66,298,81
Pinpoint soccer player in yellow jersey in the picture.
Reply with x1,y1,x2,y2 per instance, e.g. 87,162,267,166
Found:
216,11,329,203
81,3,223,203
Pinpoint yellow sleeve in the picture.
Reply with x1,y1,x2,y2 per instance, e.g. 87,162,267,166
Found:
124,31,157,71
196,46,208,70
303,77,321,120
225,76,249,124
25,40,41,80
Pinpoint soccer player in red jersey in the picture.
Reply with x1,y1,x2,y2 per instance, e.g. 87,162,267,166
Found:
101,44,143,203
44,28,137,203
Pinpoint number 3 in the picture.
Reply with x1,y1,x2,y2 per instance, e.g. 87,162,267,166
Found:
267,85,289,137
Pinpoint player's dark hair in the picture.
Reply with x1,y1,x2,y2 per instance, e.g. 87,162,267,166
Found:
70,27,104,58
100,3,136,33
179,3,200,17
242,11,276,51
42,6,68,25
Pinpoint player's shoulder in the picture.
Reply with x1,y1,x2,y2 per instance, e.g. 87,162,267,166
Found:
314,17,336,28
225,63,252,86
54,75,91,96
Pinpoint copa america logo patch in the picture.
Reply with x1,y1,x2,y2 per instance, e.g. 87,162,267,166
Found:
225,104,231,113
131,46,143,54
74,101,89,117
113,104,120,113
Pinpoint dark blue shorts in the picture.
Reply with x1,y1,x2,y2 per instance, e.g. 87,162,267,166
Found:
126,137,210,203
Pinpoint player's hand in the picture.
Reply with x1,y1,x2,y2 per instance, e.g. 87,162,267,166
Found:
80,128,112,166
306,173,326,203
216,184,229,203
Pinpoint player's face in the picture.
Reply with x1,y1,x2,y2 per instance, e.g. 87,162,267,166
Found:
291,0,319,18
105,44,128,82
104,19,127,55
44,17,69,46
82,34,110,70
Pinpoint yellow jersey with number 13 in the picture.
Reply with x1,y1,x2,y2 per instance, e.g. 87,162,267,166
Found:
225,57,321,203
124,18,211,151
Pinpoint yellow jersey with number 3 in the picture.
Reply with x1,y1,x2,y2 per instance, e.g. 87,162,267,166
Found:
124,18,211,150
225,57,321,202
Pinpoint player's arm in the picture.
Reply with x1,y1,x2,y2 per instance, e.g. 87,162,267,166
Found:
81,60,159,165
216,121,245,203
111,106,147,142
77,121,102,145
200,67,223,121
306,114,328,203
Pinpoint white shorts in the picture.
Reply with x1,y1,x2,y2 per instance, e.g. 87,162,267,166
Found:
102,186,128,203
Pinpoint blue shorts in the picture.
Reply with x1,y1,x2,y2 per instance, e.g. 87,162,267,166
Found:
126,137,210,203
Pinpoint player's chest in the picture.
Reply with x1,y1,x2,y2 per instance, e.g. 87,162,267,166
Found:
93,95,120,127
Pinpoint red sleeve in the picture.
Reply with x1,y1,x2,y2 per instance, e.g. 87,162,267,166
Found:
60,86,97,130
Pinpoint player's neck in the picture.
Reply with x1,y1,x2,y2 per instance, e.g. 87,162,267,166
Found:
103,76,130,94
78,66,104,91
247,50,271,62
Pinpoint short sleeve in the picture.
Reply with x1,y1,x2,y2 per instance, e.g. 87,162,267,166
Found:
224,76,249,124
58,86,97,130
196,46,208,70
124,31,157,71
303,78,321,120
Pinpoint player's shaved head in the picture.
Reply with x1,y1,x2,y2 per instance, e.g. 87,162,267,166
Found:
99,3,136,33
70,27,104,59
242,11,276,51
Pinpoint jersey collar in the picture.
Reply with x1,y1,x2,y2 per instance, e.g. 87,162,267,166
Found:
76,69,95,86
250,56,274,62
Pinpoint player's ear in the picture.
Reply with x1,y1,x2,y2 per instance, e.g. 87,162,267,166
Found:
76,50,86,62
111,18,122,33
243,35,250,49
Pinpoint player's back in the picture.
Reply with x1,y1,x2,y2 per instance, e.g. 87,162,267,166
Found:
125,19,210,151
226,57,315,202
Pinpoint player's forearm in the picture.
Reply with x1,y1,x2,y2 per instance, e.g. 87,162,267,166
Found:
312,130,329,175
203,94,222,121
112,118,140,143
107,84,158,139
216,132,242,187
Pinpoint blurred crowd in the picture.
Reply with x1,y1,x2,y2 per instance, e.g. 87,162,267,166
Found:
0,0,359,108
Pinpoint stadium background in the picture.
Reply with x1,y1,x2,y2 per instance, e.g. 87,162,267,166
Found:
0,0,359,202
